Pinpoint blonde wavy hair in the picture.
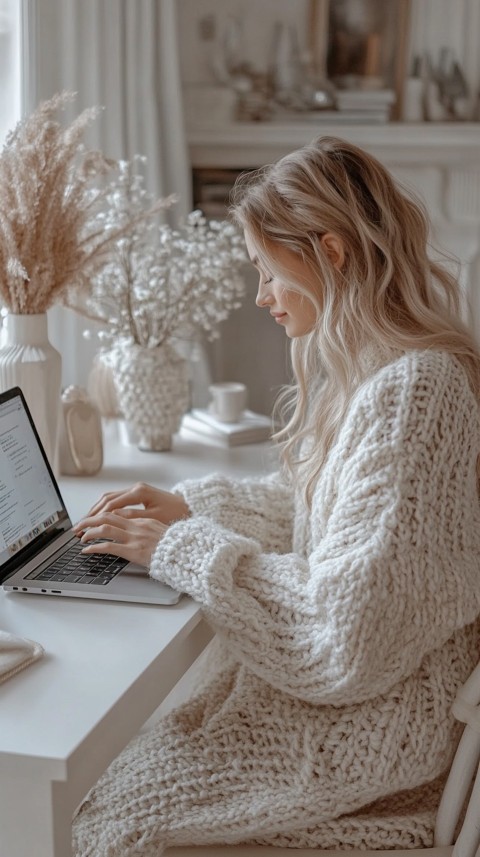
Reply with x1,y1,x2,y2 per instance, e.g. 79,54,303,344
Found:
231,135,480,505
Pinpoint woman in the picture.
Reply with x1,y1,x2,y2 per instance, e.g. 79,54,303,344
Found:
73,136,480,855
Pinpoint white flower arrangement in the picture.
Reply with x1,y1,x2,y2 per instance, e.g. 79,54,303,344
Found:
81,157,248,350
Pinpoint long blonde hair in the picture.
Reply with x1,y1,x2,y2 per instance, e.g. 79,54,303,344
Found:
231,136,480,505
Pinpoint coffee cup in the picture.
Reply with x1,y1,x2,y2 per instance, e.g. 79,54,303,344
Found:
209,382,247,423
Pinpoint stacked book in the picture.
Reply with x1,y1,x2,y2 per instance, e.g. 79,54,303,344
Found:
181,408,272,447
335,88,396,123
270,87,395,125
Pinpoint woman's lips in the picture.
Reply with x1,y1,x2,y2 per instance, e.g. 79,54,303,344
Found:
271,312,287,323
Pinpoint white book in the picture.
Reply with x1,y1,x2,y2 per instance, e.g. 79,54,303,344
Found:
336,89,396,108
191,408,271,432
181,409,272,447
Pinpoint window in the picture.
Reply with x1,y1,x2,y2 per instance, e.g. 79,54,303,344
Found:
0,0,21,146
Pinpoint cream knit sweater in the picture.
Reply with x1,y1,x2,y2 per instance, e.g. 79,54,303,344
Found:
73,349,480,856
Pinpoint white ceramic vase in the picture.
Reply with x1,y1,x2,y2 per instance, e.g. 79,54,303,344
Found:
0,313,62,467
108,341,190,451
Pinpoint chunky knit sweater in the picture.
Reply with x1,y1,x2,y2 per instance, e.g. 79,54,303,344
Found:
73,349,480,856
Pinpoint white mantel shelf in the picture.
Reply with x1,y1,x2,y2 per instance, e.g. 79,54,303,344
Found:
187,121,480,168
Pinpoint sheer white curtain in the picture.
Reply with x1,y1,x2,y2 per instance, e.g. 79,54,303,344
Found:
0,0,21,146
22,0,194,389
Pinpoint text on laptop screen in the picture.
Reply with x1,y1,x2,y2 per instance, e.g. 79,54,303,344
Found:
0,392,67,566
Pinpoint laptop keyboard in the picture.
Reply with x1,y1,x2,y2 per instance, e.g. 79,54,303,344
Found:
26,540,128,586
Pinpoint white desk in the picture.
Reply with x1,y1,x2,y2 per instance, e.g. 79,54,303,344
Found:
0,428,275,857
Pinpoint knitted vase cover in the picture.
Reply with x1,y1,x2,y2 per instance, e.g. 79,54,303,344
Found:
109,342,190,450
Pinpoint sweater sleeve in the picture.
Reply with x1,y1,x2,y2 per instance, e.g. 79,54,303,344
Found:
171,470,294,553
150,353,480,706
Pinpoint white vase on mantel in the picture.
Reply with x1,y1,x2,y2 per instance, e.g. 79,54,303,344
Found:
0,313,62,468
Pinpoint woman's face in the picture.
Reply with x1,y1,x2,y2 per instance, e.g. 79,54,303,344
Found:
244,229,318,338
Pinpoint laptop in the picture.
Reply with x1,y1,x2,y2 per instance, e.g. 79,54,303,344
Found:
0,386,181,605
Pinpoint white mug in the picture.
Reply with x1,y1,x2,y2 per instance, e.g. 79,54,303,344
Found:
209,382,247,423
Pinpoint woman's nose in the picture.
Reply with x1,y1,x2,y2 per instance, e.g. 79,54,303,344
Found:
256,283,273,308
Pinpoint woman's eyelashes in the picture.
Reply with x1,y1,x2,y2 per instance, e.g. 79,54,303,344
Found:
251,260,273,285
255,268,273,285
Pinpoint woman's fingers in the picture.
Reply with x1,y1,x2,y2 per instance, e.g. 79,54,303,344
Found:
74,485,189,536
80,540,132,561
86,486,145,517
78,513,168,568
79,514,129,545
109,507,160,520
74,509,153,536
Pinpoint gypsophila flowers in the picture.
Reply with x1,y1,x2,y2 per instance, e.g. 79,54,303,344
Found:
83,157,248,348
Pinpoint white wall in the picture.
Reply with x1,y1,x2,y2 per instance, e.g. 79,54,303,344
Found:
408,0,480,108
177,0,310,85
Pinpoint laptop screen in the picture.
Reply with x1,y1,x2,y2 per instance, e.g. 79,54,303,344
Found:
0,388,70,573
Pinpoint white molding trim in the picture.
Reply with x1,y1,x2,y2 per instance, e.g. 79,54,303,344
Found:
187,122,480,169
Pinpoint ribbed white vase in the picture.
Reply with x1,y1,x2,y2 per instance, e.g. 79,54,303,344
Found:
87,351,122,418
0,313,62,467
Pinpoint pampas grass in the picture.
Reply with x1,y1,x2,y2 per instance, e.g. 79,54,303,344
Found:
0,91,169,314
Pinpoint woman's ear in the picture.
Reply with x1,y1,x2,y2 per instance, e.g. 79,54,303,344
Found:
320,232,345,270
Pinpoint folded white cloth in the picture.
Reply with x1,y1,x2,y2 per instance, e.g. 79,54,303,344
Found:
0,630,44,685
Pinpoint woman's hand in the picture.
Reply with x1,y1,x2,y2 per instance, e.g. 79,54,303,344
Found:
73,482,191,530
77,511,169,568
72,483,190,567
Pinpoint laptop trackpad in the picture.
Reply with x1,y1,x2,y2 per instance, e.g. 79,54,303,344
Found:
114,562,181,603
123,562,149,577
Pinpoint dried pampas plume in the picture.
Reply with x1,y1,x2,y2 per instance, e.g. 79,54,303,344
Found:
0,91,172,314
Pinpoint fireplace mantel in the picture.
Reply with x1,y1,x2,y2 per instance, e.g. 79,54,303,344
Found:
187,121,480,169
